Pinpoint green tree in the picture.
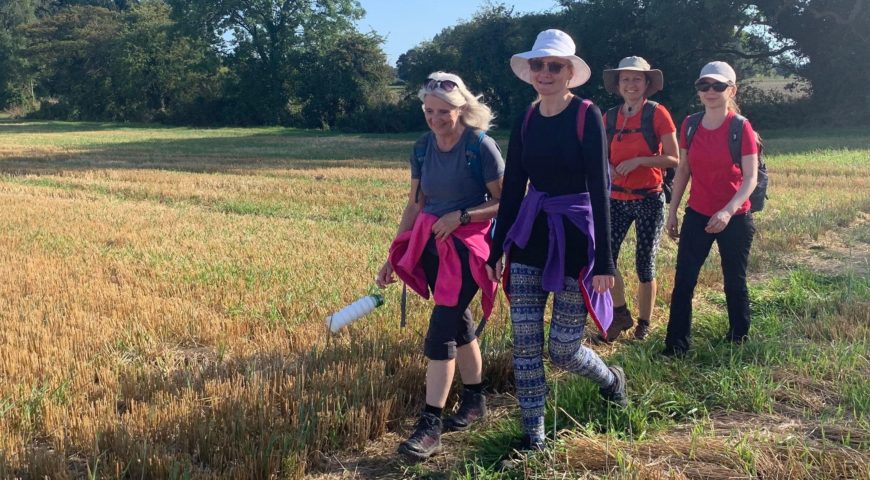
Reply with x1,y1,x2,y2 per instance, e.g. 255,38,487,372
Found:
396,5,559,127
558,0,776,120
299,31,393,128
754,0,870,116
168,0,368,125
0,0,50,108
21,1,223,122
22,5,123,119
112,1,223,122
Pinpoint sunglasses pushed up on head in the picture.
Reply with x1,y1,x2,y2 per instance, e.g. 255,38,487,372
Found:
424,78,458,93
528,58,568,74
695,80,731,92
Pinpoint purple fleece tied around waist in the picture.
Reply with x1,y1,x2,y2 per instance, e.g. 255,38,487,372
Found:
503,185,613,334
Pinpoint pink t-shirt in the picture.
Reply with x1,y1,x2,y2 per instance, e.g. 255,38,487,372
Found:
679,112,758,216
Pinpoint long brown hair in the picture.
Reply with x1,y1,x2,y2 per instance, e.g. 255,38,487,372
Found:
726,85,741,114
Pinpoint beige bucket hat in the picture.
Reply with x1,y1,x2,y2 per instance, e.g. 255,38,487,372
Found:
603,56,664,97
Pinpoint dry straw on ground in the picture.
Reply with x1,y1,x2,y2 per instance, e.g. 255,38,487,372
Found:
1,122,868,478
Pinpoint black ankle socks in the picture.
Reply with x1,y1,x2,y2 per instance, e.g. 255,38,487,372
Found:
424,404,443,417
464,382,484,394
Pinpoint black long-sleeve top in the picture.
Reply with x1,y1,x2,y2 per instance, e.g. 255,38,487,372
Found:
488,96,615,278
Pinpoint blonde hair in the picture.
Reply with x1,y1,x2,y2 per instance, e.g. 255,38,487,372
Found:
726,90,741,114
418,71,495,131
727,92,740,113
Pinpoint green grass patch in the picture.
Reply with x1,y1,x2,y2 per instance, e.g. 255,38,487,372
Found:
465,269,869,476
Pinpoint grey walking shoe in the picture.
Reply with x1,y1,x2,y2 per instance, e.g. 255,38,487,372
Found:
599,366,628,407
633,318,650,340
498,434,546,471
443,389,487,432
398,412,442,460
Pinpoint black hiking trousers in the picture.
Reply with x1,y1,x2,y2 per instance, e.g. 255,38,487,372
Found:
666,207,755,353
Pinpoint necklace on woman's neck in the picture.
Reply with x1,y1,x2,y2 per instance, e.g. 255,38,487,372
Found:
622,99,643,117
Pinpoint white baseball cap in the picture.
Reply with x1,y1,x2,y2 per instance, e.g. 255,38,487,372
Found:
698,61,736,84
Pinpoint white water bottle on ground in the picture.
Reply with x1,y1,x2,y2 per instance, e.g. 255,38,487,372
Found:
327,293,385,333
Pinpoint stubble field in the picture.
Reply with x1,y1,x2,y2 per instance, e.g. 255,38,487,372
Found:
0,120,868,479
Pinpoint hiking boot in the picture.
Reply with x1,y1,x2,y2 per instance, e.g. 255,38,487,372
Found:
443,389,487,432
397,412,442,460
596,306,634,343
633,318,651,340
599,366,628,407
660,345,688,358
724,331,748,344
498,435,546,471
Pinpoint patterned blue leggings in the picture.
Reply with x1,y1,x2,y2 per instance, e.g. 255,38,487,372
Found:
509,262,615,443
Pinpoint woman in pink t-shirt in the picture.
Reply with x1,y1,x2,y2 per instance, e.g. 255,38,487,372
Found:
663,61,759,357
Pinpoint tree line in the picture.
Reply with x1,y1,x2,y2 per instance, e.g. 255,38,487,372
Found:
0,0,867,131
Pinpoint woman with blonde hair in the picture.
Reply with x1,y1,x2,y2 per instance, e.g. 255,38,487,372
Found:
663,61,759,357
377,71,504,459
487,29,627,451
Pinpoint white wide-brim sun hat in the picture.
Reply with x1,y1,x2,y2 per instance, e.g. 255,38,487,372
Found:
510,29,591,89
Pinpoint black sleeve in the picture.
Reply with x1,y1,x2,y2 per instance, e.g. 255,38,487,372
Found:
488,114,528,266
583,104,616,276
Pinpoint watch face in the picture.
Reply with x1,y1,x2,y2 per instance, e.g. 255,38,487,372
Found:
460,210,470,224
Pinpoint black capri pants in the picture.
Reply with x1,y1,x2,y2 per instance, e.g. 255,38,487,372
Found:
421,235,479,360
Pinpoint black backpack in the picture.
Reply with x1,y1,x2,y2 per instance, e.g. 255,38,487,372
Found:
605,100,675,203
684,113,768,213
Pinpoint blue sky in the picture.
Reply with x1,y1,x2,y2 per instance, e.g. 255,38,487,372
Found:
356,1,563,66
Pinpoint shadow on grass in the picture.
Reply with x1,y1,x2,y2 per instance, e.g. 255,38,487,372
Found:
0,120,427,175
2,120,868,176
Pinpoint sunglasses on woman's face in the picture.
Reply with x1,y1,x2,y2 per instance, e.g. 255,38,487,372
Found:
528,59,568,74
695,81,730,92
424,79,458,92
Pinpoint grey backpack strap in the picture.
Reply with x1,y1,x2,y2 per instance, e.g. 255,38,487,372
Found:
684,112,704,149
640,101,660,154
728,114,746,167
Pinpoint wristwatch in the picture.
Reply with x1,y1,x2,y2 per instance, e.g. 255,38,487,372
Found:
459,209,471,225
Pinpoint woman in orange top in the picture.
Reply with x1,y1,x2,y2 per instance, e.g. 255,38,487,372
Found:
600,57,679,341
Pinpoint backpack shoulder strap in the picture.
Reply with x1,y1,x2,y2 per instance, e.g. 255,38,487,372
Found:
576,98,593,142
412,132,431,203
465,129,487,186
640,100,659,154
605,105,620,145
684,112,704,150
728,114,746,166
520,105,535,144
413,132,430,168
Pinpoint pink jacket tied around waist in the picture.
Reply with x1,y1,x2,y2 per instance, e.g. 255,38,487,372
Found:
389,212,497,319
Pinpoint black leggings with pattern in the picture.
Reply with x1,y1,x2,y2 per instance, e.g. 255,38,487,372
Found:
610,193,665,283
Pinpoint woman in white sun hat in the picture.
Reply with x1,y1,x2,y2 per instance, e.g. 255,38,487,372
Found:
663,61,759,357
597,56,679,343
486,29,627,451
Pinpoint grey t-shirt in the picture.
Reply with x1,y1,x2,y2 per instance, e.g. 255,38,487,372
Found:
410,128,505,217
